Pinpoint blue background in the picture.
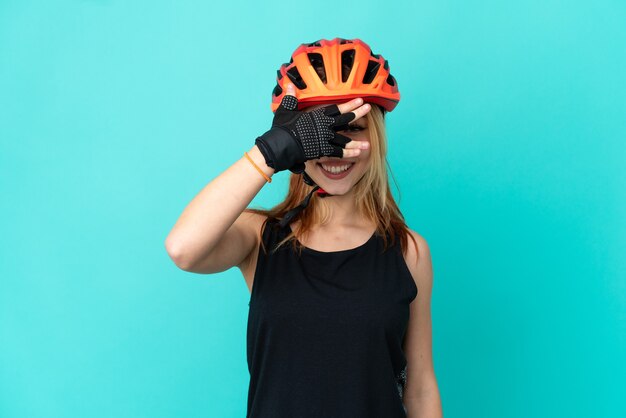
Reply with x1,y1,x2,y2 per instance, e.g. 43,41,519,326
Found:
1,1,625,417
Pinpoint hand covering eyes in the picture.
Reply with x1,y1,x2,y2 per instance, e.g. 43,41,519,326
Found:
255,94,357,174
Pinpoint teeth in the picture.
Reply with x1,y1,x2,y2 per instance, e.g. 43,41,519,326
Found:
320,163,352,174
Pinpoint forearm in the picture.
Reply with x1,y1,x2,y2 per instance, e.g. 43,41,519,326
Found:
164,144,274,265
404,385,443,418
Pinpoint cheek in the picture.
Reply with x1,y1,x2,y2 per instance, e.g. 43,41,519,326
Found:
357,154,371,169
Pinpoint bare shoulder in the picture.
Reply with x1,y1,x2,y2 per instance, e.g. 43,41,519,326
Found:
402,228,434,292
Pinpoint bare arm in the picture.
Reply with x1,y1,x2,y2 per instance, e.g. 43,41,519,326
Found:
164,144,273,273
165,86,370,274
403,230,443,417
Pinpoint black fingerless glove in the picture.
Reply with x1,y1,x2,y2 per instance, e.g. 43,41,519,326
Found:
255,94,356,174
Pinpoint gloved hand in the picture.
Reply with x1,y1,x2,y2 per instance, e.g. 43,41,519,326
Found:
254,84,357,174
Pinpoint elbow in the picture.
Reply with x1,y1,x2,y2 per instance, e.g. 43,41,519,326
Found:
164,237,195,271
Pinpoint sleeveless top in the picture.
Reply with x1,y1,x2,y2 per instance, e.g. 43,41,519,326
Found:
246,218,418,418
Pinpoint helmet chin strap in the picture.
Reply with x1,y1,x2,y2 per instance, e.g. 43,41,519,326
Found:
302,171,330,196
277,169,366,229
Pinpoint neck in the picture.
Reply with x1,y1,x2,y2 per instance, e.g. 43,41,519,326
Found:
318,188,368,227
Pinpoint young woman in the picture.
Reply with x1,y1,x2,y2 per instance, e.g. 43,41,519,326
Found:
165,38,442,417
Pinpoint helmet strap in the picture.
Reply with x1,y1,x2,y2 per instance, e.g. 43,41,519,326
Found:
278,185,320,229
278,170,368,229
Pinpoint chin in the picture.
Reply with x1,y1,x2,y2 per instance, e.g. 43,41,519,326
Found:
320,185,351,195
310,178,354,195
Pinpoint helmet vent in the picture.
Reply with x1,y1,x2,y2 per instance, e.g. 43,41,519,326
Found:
386,74,396,87
340,39,353,45
341,49,355,82
362,60,381,84
286,66,307,89
272,83,283,97
307,53,327,84
306,40,322,47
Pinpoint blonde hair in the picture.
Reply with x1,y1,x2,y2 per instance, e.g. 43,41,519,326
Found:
246,104,418,257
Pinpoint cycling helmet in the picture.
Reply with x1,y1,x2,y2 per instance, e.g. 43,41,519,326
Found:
270,38,400,113
272,38,400,229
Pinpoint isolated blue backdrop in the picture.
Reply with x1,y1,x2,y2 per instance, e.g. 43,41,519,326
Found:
1,1,624,417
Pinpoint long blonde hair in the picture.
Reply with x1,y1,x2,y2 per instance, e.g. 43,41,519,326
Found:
246,104,418,258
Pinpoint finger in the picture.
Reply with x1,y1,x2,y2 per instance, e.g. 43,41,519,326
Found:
343,139,370,150
277,83,298,111
345,102,371,124
328,145,345,158
285,82,296,98
331,112,356,131
321,104,341,117
335,144,363,159
329,132,352,148
336,97,367,115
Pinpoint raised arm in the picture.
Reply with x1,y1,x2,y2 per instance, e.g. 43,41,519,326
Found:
164,83,370,274
164,145,273,273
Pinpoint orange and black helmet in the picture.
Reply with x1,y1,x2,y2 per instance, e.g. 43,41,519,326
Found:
270,38,400,113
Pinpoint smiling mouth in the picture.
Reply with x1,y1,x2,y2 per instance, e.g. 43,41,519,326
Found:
317,162,355,178
318,162,354,171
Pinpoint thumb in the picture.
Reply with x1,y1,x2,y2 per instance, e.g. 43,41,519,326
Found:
278,83,298,111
